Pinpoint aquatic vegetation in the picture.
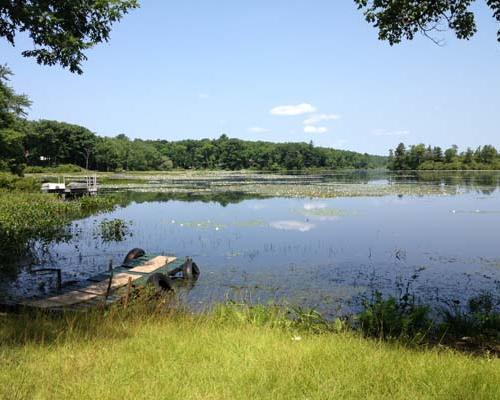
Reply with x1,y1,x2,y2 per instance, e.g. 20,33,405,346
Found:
233,219,267,228
53,170,497,201
0,173,40,192
0,191,117,271
99,173,464,199
95,218,132,243
441,292,500,342
358,291,432,340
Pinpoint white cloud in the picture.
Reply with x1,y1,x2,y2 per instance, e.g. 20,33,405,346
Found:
198,93,209,99
269,220,315,232
303,114,341,125
248,126,270,133
270,103,316,116
372,129,410,137
303,202,327,211
304,125,328,133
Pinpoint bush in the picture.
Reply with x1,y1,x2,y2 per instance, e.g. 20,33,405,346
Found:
441,292,500,341
24,164,84,173
0,172,39,192
359,291,431,340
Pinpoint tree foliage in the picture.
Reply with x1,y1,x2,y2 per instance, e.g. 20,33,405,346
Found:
388,142,500,170
0,0,139,73
21,126,387,172
0,65,30,128
355,0,500,45
0,65,30,174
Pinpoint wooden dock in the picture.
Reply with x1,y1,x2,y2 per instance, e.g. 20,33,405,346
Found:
24,255,178,309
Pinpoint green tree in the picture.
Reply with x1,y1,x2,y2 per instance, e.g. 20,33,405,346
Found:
0,0,139,74
463,147,474,164
433,146,444,162
392,142,407,170
408,144,426,169
0,66,30,129
479,145,498,164
26,120,96,167
0,66,30,174
0,128,26,174
444,145,459,163
355,1,500,45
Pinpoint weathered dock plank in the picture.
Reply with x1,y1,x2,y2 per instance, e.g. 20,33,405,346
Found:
78,272,141,295
28,291,98,308
128,255,176,273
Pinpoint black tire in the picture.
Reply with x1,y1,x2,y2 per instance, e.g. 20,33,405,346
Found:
146,273,173,293
122,248,145,267
191,261,200,279
167,266,183,277
182,258,200,281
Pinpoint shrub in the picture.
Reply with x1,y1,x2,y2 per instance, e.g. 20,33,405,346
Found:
0,173,39,192
358,291,431,340
24,164,84,173
95,218,132,242
441,292,500,341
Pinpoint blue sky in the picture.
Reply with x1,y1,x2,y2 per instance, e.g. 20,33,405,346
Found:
1,1,499,155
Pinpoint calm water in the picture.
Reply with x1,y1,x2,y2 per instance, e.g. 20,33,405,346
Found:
2,171,500,315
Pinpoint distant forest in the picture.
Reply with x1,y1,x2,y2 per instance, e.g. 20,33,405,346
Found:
15,120,387,173
388,143,500,170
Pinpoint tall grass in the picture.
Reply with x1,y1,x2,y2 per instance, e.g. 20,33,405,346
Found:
0,187,117,271
0,300,499,400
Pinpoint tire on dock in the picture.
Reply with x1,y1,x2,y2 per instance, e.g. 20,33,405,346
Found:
122,248,145,267
182,257,200,281
146,273,173,293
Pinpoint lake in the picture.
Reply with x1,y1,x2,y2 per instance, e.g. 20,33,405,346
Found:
2,170,500,316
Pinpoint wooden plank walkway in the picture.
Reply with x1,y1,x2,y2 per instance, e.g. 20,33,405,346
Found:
129,256,176,273
25,256,177,309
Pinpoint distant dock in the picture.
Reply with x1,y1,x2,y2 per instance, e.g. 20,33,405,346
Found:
41,175,98,197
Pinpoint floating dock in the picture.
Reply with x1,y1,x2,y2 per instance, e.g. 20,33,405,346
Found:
23,255,179,310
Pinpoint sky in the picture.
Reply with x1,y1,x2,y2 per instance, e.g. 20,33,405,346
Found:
1,1,499,155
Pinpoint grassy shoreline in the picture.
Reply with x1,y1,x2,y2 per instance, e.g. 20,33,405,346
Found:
1,302,499,400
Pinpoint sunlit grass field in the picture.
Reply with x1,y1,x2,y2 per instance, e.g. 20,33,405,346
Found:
1,304,498,400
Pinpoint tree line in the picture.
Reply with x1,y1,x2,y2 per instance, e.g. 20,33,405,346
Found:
19,124,388,173
0,66,386,174
388,143,500,171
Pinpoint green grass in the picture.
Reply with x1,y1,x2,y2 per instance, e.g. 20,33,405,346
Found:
1,304,499,400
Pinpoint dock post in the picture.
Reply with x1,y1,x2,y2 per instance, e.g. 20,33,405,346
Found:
56,269,62,292
105,259,113,300
124,277,133,309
